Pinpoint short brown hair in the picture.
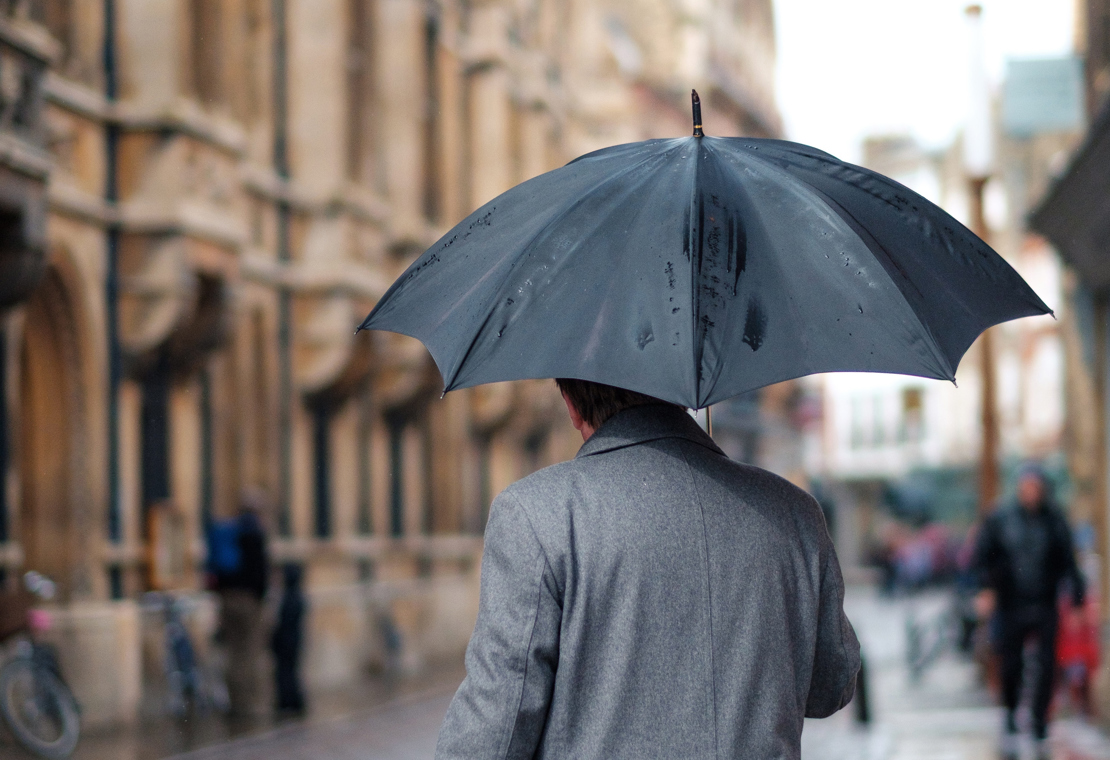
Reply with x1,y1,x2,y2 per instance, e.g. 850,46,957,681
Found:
555,378,681,430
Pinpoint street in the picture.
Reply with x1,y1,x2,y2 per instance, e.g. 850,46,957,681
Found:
54,585,1110,760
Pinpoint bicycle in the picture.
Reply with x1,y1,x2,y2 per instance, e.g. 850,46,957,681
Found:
905,587,977,682
0,572,80,760
141,592,228,717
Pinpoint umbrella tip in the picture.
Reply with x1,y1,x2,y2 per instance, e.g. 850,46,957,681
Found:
691,89,703,137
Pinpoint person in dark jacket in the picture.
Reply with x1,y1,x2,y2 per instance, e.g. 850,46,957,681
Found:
216,489,271,719
271,563,307,715
973,464,1084,759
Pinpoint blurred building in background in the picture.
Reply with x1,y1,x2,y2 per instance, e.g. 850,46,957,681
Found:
808,65,1083,570
0,0,779,726
1031,0,1110,715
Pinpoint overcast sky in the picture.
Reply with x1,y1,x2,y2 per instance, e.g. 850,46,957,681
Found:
773,0,1077,163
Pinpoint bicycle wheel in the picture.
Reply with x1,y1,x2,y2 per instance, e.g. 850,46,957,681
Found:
0,658,80,759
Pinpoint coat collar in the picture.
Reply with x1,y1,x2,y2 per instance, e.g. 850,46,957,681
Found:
575,404,726,459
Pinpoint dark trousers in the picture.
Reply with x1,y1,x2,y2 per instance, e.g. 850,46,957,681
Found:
998,606,1058,739
274,655,305,713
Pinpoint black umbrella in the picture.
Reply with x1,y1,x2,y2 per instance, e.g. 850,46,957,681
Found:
359,92,1049,409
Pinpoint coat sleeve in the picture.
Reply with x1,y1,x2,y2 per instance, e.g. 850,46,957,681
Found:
971,516,1000,592
805,535,861,718
435,492,562,760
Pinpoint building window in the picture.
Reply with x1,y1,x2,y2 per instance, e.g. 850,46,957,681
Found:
388,416,404,537
871,394,885,447
313,403,331,539
140,357,171,512
0,329,7,545
901,387,924,443
850,396,864,449
356,391,373,535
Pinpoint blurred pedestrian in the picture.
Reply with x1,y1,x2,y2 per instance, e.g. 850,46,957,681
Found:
271,563,307,715
210,488,271,719
435,381,860,759
973,464,1084,760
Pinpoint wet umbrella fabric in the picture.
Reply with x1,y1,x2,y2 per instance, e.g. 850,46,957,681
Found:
359,137,1049,409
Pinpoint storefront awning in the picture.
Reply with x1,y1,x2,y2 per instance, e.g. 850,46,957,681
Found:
1030,102,1110,290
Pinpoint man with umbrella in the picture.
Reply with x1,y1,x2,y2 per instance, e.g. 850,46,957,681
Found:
360,93,1051,758
433,377,860,758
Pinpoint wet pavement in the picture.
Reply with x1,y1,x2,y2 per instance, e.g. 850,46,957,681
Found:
10,585,1110,759
802,587,1110,760
38,663,468,760
163,687,456,760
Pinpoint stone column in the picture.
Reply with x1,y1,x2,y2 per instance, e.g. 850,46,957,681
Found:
518,107,551,181
467,65,512,209
117,0,185,110
402,420,427,535
377,0,427,232
169,377,202,580
290,400,314,539
118,380,143,592
434,0,466,227
330,399,360,539
286,0,346,196
370,411,390,536
427,391,468,534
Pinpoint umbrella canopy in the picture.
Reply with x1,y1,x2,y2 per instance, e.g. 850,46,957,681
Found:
359,94,1049,409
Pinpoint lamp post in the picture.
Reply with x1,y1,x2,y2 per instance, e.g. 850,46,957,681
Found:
964,4,999,515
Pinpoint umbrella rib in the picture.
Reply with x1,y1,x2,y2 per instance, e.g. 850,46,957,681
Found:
689,141,708,408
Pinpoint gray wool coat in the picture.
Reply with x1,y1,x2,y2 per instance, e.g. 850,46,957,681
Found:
436,404,860,760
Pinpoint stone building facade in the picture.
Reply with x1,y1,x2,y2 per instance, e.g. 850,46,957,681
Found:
0,0,778,726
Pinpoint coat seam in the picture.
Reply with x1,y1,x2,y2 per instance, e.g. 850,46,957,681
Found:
511,494,564,601
502,552,553,759
678,443,719,759
499,497,556,759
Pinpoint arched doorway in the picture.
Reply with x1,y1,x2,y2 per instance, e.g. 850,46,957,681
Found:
19,268,86,598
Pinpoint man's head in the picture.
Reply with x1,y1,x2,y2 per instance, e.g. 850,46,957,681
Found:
555,378,680,441
1016,463,1048,512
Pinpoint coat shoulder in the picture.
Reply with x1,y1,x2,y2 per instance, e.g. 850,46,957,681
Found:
498,457,588,507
